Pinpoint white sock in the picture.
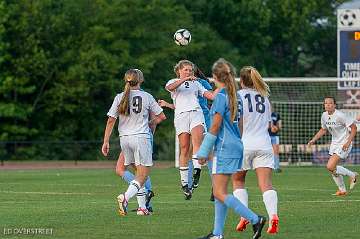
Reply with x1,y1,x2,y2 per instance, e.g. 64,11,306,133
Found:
332,174,346,192
263,189,278,218
233,188,248,207
192,155,202,170
124,180,141,201
336,166,356,178
136,187,146,209
179,167,189,186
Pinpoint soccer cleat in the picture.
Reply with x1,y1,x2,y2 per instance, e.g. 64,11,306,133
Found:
350,172,358,190
182,185,192,200
236,217,249,232
252,215,266,239
333,190,347,196
145,190,155,210
192,168,201,189
116,193,128,216
197,232,224,239
136,207,151,216
267,214,279,234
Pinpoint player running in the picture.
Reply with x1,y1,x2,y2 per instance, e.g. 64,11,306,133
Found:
101,69,166,216
233,66,279,234
196,59,266,239
308,96,358,196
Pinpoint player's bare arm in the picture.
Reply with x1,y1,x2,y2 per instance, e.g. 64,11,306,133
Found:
308,128,327,145
102,116,117,156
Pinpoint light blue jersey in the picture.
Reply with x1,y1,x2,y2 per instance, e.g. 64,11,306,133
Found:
197,79,212,129
210,88,244,159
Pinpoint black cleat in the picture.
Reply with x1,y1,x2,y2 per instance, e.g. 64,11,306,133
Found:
182,185,192,200
210,188,214,202
197,232,224,239
145,190,155,210
252,215,267,239
192,168,201,189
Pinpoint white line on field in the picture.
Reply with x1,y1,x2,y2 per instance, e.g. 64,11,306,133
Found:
0,190,92,195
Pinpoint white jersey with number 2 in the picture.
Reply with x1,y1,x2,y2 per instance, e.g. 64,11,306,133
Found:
166,79,208,115
237,88,272,151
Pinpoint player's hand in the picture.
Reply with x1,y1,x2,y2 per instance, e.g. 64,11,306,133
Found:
158,99,167,108
101,142,110,156
271,125,278,133
307,139,315,146
357,115,360,121
198,158,207,165
342,142,350,151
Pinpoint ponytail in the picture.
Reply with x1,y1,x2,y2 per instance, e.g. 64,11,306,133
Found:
240,66,269,97
118,69,144,116
118,82,131,115
212,58,238,121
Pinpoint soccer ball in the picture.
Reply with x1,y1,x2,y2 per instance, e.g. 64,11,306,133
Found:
174,29,191,46
340,10,357,26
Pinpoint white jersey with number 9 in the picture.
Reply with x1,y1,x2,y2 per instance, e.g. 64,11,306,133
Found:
107,90,163,137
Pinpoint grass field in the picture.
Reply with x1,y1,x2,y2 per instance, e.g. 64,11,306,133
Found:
0,165,359,239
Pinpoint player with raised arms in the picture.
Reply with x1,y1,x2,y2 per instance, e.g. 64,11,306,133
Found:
233,66,279,234
165,60,216,200
196,59,266,239
308,96,358,196
101,69,166,216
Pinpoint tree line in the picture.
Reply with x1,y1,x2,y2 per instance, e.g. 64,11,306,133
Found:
0,0,345,161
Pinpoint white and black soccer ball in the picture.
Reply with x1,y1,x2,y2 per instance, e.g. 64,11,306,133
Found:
340,10,357,26
174,29,191,46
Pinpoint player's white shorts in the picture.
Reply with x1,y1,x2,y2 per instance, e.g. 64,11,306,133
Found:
174,110,205,136
329,143,352,159
120,135,153,166
241,149,274,170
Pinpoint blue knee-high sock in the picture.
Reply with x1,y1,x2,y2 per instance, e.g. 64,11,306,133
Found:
224,195,259,224
188,160,194,188
274,155,280,170
207,160,213,181
212,199,228,236
144,176,152,192
122,171,135,184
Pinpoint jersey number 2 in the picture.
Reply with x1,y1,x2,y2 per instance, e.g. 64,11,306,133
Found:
132,96,142,114
244,93,265,113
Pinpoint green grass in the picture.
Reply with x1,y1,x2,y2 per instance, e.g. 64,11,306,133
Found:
0,166,359,239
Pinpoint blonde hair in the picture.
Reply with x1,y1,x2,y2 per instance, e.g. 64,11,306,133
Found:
212,58,238,121
118,69,144,115
240,66,269,97
173,60,194,77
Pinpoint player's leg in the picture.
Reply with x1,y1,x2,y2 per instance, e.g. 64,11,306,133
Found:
188,137,194,188
232,170,249,232
272,137,281,172
256,166,279,234
191,123,205,189
115,152,136,183
327,153,349,195
178,132,192,199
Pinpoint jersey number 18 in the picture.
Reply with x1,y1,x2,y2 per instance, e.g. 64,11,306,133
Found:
244,93,265,113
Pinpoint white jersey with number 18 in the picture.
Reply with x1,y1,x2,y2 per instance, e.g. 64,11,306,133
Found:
237,88,272,151
107,90,163,137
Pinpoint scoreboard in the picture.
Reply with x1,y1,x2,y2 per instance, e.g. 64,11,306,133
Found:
338,9,360,89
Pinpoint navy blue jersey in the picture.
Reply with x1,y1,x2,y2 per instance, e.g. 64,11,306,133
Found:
269,112,280,136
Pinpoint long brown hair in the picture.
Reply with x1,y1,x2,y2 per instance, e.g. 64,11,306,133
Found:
118,69,144,115
212,58,238,121
240,66,269,97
